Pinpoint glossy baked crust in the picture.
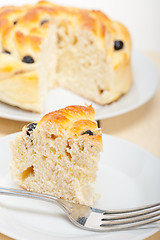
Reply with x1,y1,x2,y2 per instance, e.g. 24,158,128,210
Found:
27,104,102,145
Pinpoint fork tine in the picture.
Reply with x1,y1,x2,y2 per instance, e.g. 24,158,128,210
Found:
102,206,160,220
101,211,160,225
103,202,160,215
100,203,160,231
100,216,160,230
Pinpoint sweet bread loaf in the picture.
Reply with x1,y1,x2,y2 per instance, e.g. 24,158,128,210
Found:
10,105,102,205
0,1,132,112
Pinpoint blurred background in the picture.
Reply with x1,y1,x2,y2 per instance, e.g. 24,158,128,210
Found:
1,0,160,52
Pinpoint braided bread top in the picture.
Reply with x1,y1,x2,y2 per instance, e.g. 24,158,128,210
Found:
0,0,131,79
24,105,102,146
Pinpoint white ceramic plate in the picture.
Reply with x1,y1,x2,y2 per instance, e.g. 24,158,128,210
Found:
0,133,160,240
0,50,159,122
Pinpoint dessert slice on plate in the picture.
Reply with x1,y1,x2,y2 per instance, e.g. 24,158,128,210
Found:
10,105,102,205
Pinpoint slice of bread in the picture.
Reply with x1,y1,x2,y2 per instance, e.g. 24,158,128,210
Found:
10,105,102,205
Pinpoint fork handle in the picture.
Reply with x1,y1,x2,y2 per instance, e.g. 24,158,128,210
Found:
0,187,71,213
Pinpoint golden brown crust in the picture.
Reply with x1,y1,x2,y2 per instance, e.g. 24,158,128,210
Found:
0,1,131,67
39,105,95,126
38,105,102,145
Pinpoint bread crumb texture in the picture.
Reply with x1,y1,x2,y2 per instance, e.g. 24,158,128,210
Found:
10,105,102,205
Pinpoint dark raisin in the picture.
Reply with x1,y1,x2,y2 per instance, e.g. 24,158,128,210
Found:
114,40,124,50
3,50,11,54
100,89,104,94
26,123,37,136
82,130,94,135
13,20,17,25
41,20,49,26
22,56,34,64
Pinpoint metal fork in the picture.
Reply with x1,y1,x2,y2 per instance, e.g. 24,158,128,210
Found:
0,187,160,231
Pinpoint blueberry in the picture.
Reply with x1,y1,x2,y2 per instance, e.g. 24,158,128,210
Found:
13,20,17,25
22,56,34,64
3,50,11,54
26,123,37,136
41,20,49,26
114,40,124,50
82,130,94,135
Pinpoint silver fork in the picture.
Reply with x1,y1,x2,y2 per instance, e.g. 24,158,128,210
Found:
0,187,160,231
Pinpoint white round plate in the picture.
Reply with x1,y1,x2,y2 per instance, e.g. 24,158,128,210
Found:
0,133,160,240
0,50,159,122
